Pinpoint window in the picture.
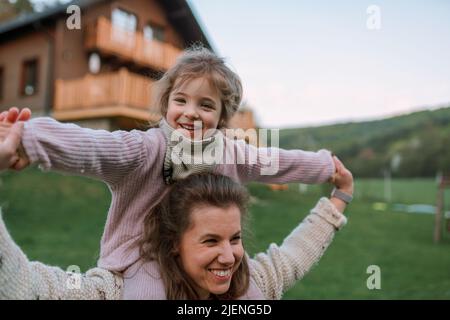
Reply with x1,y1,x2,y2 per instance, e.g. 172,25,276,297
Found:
21,59,39,96
112,8,137,32
143,23,165,42
0,67,3,100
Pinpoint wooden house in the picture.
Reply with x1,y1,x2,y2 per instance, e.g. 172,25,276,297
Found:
0,0,213,130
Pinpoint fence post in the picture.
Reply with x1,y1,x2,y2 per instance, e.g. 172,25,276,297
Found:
384,169,391,203
434,179,444,243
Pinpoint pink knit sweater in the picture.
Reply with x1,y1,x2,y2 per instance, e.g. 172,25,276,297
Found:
22,118,335,273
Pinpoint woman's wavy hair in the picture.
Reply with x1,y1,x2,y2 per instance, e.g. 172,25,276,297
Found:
152,44,243,128
138,173,250,299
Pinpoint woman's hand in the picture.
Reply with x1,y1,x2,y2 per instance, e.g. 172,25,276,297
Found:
332,156,353,195
329,156,354,213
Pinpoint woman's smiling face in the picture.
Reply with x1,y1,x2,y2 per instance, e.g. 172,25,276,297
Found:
178,204,244,299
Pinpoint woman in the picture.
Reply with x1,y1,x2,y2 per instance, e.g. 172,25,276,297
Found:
0,124,353,299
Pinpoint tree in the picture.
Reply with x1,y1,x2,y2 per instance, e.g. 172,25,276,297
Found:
14,0,34,13
0,0,34,23
0,1,17,23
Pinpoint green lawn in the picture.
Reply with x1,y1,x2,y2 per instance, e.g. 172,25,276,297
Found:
247,181,450,299
1,168,449,299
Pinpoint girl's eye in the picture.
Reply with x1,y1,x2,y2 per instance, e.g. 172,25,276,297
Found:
201,105,213,111
174,98,185,103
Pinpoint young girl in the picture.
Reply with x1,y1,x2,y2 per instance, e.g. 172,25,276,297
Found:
2,47,337,297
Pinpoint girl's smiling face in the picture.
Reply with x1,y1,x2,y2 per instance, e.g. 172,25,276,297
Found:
166,77,222,139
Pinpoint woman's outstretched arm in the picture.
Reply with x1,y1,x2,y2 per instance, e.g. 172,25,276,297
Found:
248,197,347,299
0,213,123,300
249,156,353,299
0,123,123,300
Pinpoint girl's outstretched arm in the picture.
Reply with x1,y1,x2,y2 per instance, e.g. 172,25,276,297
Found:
21,117,151,186
219,137,336,185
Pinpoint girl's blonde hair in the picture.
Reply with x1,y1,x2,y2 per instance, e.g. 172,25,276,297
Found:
139,173,251,300
153,45,243,128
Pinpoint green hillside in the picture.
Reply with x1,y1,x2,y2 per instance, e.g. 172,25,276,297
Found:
278,106,450,178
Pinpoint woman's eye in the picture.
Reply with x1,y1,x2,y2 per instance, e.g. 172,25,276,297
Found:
231,236,241,243
203,239,217,244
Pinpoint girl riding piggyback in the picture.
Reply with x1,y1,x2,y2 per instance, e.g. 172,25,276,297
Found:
4,46,337,292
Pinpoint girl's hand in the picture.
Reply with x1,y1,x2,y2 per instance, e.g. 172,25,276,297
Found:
0,122,24,171
0,107,31,170
0,107,32,123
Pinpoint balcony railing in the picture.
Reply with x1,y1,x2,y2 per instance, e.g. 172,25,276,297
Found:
53,69,160,121
85,16,181,71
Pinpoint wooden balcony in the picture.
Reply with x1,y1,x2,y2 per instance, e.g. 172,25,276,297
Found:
85,16,182,71
53,69,161,122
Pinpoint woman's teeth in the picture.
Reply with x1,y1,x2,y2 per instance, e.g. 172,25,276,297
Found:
209,269,232,277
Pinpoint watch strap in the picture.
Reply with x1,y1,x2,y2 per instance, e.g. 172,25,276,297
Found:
331,188,353,204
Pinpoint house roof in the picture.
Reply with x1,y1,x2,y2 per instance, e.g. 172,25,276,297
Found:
0,0,214,50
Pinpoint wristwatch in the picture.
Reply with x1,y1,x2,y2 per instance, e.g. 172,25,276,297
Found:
331,188,353,204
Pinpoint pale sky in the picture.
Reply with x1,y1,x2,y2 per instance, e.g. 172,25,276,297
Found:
187,0,450,128
32,0,450,128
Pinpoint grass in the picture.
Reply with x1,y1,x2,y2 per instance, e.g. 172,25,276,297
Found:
247,180,450,299
0,168,110,270
1,168,449,299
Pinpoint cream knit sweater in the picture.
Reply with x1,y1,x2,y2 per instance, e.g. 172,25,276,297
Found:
0,198,346,300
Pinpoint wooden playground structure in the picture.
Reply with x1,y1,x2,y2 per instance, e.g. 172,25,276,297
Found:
434,173,450,243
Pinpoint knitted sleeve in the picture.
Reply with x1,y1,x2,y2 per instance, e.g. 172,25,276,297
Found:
249,197,347,300
22,117,148,186
0,212,123,300
220,138,335,184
